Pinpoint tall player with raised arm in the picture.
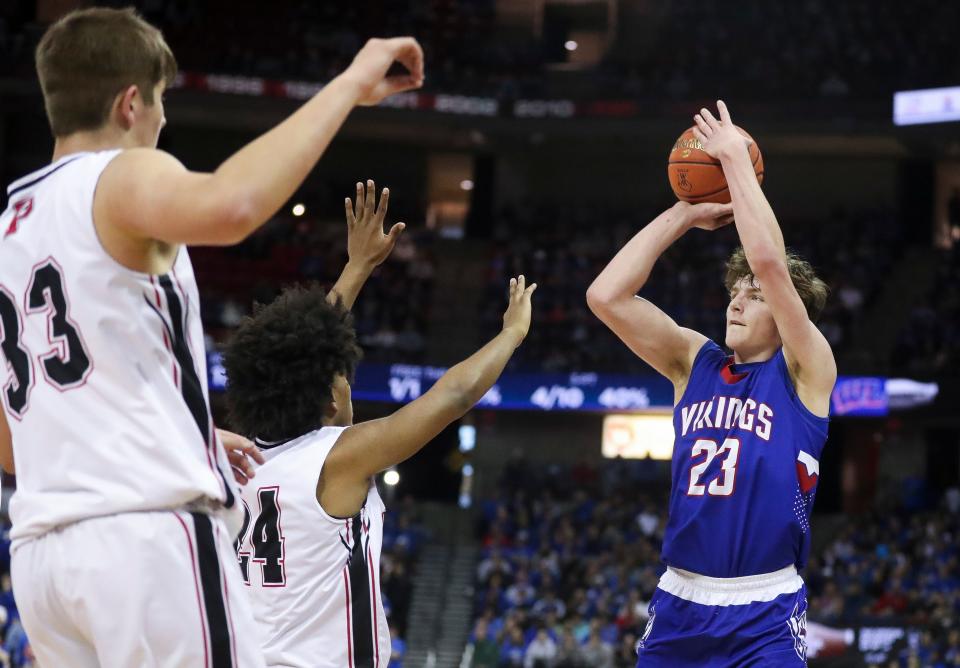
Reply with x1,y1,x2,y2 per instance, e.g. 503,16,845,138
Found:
0,7,422,667
224,182,536,668
587,101,835,667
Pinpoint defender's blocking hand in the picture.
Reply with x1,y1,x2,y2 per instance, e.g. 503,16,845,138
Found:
502,275,537,343
345,179,405,269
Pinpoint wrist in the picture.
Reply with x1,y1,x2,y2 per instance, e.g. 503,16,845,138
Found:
329,72,366,105
345,258,377,274
500,325,526,346
717,143,752,167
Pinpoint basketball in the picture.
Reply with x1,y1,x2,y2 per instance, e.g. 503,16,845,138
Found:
668,126,764,203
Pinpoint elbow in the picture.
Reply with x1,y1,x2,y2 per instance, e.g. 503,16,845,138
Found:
586,284,611,316
749,253,788,281
217,198,258,245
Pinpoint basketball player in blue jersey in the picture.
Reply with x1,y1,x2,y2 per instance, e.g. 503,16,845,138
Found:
587,100,834,667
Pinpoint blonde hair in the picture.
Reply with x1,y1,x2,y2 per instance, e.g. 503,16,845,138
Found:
724,247,829,321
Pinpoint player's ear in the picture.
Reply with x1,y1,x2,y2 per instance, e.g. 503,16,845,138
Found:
114,85,139,130
323,398,339,421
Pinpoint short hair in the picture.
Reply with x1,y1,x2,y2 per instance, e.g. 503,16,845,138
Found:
35,7,177,137
724,246,829,321
223,285,363,441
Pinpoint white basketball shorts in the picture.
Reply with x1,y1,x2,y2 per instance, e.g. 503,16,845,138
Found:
11,509,265,667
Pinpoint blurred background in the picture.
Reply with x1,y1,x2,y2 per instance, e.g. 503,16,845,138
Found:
1,1,959,667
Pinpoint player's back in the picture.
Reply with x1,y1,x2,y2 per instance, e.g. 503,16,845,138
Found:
237,427,391,668
662,340,828,578
0,151,238,546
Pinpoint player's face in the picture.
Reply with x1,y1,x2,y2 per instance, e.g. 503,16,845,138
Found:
725,276,781,357
329,373,354,427
133,81,167,148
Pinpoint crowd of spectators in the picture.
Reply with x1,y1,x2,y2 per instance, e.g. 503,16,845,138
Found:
193,214,436,364
480,204,901,376
468,455,669,668
892,241,960,377
2,0,958,105
467,456,960,668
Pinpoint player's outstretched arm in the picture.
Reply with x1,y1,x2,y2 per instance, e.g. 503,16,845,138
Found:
693,101,837,414
587,202,731,389
327,180,405,310
0,409,13,474
321,276,535,515
96,38,424,247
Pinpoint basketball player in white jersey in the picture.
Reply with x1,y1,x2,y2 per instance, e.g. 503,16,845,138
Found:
224,182,536,668
0,8,423,667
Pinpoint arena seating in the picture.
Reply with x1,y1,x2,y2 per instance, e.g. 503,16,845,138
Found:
468,457,960,667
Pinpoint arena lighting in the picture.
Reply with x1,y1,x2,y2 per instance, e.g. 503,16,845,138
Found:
893,86,960,125
291,203,306,216
602,413,675,460
383,469,400,486
459,179,474,191
564,40,578,51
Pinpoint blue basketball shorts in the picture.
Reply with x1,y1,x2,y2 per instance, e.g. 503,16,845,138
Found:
636,565,808,668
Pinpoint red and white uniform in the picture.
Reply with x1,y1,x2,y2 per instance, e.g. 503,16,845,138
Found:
238,426,391,668
0,151,263,667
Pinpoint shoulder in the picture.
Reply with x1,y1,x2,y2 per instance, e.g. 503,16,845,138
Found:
100,148,185,184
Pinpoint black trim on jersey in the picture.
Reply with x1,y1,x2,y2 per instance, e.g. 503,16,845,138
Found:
347,513,375,668
253,436,294,450
192,513,235,668
158,276,235,508
6,155,86,200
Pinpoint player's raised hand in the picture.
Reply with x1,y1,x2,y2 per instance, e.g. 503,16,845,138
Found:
216,427,265,486
342,37,425,106
502,275,537,343
673,200,735,231
345,179,405,268
692,100,752,160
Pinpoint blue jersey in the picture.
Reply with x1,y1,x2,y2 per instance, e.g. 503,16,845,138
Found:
661,340,829,578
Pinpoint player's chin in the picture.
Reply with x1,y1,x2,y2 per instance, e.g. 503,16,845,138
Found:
724,329,742,349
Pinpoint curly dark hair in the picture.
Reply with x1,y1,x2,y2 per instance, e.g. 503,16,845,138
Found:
222,284,362,441
724,246,829,322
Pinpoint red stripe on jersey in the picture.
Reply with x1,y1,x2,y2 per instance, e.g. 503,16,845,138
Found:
720,357,749,384
368,543,380,668
343,567,354,668
175,513,211,668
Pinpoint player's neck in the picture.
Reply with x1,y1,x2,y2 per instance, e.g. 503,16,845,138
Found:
51,127,131,162
732,346,778,365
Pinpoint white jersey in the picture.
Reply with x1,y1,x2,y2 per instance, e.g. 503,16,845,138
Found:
237,427,391,668
0,151,241,547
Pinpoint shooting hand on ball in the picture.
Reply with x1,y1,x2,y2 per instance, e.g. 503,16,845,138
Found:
692,100,752,161
673,201,735,231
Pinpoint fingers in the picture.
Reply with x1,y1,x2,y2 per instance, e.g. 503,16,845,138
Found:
699,106,720,129
525,282,538,296
692,126,708,146
365,179,375,219
387,221,405,240
388,37,424,84
717,99,732,124
517,274,526,296
693,114,712,137
376,187,390,222
345,197,356,226
355,181,364,218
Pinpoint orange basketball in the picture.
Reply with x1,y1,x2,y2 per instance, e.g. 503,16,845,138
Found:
667,126,764,204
